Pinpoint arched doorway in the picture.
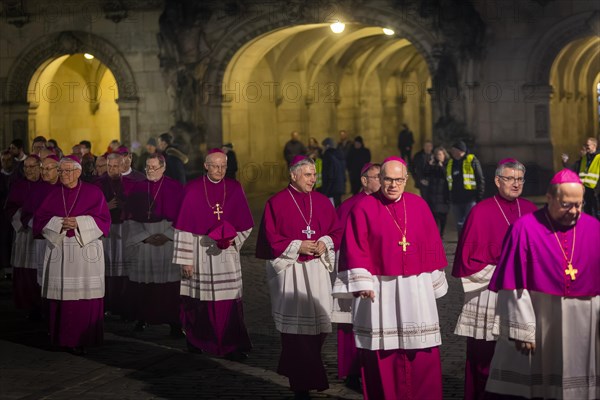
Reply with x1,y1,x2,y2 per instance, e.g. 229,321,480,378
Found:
222,23,432,193
4,31,139,151
28,53,120,154
549,35,600,170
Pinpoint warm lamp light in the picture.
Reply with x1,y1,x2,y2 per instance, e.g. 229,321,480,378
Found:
330,22,345,33
84,53,94,60
383,28,395,36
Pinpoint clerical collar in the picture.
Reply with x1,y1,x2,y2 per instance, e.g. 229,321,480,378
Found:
496,194,517,203
1,169,13,175
288,183,309,194
207,176,222,184
122,168,132,176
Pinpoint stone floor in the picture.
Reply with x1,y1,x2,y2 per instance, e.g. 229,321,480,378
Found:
0,191,483,400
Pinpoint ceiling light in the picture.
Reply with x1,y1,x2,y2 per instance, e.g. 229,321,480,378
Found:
383,28,394,36
84,53,94,60
330,22,345,34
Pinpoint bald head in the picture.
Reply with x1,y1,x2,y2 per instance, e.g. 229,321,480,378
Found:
205,152,227,181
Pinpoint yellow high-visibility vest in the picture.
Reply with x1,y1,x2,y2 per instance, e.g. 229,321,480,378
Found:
447,154,476,191
314,157,323,188
579,154,600,189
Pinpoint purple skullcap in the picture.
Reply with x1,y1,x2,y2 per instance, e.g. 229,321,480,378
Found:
116,146,130,155
549,169,582,185
290,155,308,167
63,154,81,165
45,154,60,162
382,156,407,166
208,148,225,155
360,162,374,175
497,158,518,166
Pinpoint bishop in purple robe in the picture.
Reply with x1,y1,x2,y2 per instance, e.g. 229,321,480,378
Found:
452,158,538,400
333,156,448,400
332,162,381,390
486,169,600,399
173,149,253,359
123,154,184,336
256,156,342,398
33,156,110,354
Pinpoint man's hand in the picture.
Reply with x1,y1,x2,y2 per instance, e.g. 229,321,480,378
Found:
312,240,327,257
107,198,119,210
182,265,193,279
299,240,317,255
561,153,569,165
143,234,170,246
354,290,375,302
61,217,78,231
514,340,536,355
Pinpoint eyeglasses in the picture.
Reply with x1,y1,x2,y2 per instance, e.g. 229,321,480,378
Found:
559,201,584,210
382,176,408,185
58,169,77,174
364,175,379,180
145,166,164,172
24,165,40,169
207,163,227,170
41,166,58,172
497,176,525,184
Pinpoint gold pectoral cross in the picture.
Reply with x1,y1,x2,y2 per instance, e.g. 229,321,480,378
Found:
398,235,410,252
214,203,223,220
565,263,578,280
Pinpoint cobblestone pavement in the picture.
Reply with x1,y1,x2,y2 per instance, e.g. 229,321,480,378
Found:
0,192,467,400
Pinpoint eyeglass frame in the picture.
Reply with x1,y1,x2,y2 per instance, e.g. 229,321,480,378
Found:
145,165,165,172
57,169,78,174
206,163,227,170
496,175,525,184
382,176,408,185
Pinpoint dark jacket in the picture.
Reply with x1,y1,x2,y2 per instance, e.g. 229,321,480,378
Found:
424,162,449,214
163,146,188,185
347,146,371,195
321,148,345,197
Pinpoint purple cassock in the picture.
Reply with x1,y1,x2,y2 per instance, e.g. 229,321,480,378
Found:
13,181,60,312
123,176,184,325
334,191,367,381
255,185,342,393
489,208,600,297
174,176,254,356
451,195,537,400
338,191,447,400
94,174,131,316
6,177,42,310
0,170,18,269
34,181,110,348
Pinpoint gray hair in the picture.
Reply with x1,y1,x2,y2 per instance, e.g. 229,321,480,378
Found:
59,158,82,170
289,158,315,176
107,153,123,161
495,161,526,176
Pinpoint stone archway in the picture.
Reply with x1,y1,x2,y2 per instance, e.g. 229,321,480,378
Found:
4,30,139,147
196,4,438,192
523,11,600,172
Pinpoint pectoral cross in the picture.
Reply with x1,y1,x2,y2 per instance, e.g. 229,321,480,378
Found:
147,209,152,220
214,203,223,220
565,263,578,280
398,235,410,252
302,225,315,239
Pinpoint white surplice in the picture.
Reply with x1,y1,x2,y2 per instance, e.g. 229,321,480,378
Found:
173,228,252,301
102,224,126,277
266,235,335,335
486,289,600,399
40,215,105,300
124,219,179,283
454,263,499,341
11,210,35,270
332,268,448,350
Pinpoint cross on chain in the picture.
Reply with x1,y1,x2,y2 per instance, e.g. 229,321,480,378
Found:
398,235,410,252
213,203,223,220
565,263,578,280
302,225,316,239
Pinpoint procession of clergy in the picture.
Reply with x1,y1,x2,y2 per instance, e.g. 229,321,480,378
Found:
2,135,599,400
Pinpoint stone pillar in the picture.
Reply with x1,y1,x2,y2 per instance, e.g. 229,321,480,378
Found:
116,97,139,146
2,102,29,148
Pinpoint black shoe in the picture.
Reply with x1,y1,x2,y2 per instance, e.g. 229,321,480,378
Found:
186,341,202,354
344,375,361,392
293,391,310,400
169,324,185,338
134,321,147,332
69,346,86,356
224,351,248,361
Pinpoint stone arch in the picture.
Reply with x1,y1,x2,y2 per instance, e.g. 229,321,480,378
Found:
525,11,599,85
201,4,438,148
5,30,139,145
